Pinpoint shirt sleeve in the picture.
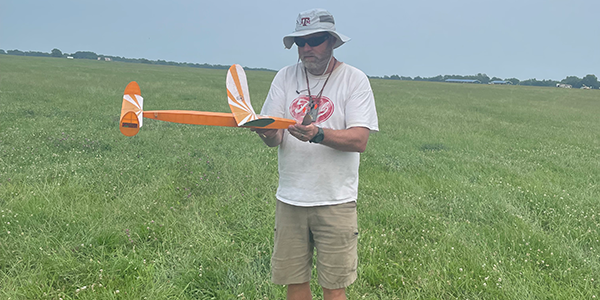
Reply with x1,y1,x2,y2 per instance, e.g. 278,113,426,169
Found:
260,70,287,118
344,75,379,132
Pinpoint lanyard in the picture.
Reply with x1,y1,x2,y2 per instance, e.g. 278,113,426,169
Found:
302,59,337,125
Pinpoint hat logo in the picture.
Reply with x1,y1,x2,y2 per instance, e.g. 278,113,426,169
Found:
300,17,310,26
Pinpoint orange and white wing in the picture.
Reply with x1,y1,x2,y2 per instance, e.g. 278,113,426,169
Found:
119,81,144,136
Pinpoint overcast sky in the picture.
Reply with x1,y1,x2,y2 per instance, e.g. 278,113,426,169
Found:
1,0,598,80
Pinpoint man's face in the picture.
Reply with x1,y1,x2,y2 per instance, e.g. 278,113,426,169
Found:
296,32,334,74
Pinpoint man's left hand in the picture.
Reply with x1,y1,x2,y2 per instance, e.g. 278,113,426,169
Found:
288,123,318,142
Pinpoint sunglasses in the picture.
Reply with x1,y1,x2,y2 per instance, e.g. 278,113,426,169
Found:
294,34,330,48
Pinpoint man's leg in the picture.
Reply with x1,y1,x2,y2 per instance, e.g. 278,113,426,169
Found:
311,202,358,296
323,287,346,300
287,282,312,300
272,201,314,298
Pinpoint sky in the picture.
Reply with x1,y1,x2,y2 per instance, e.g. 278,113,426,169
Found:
1,0,598,80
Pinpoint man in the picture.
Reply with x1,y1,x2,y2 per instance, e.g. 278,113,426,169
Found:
252,8,379,300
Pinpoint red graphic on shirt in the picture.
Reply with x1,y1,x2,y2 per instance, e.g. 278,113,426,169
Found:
290,96,334,125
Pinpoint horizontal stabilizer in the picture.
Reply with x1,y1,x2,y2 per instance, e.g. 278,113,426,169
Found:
241,118,275,127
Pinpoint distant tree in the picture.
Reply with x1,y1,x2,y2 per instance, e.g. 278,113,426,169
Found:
580,74,599,89
519,79,535,86
0,49,5,54
429,75,444,82
561,76,582,88
51,48,62,57
400,76,412,80
443,75,458,81
505,78,520,85
7,49,25,56
25,51,51,57
390,75,400,80
490,77,503,82
520,78,558,87
72,51,98,59
475,73,490,84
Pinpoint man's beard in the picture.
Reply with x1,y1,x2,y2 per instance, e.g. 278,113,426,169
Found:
301,47,333,75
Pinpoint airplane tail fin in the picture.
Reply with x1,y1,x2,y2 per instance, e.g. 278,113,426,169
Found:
226,64,274,127
120,81,144,136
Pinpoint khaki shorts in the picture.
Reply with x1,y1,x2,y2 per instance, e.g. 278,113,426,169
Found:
271,200,359,290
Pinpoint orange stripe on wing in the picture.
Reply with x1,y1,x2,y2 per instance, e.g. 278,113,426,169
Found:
128,94,141,108
227,88,247,115
229,65,251,111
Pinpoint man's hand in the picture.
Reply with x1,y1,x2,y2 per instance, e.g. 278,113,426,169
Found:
290,124,371,152
288,123,318,142
254,124,370,152
251,128,278,139
251,128,283,147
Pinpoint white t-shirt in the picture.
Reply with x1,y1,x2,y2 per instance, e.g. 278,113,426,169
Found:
261,62,379,207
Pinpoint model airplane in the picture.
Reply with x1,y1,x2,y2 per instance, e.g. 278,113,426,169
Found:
119,64,297,137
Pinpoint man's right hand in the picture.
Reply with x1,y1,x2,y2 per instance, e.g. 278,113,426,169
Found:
251,128,278,139
250,128,283,147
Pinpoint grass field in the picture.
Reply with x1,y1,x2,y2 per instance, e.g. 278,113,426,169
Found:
1,55,599,299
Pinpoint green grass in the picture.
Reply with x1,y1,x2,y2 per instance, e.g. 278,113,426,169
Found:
1,55,599,299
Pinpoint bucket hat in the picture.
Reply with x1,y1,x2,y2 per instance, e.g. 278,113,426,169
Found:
283,8,350,49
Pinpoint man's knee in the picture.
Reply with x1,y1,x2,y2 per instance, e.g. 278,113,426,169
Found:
287,282,311,300
322,287,346,300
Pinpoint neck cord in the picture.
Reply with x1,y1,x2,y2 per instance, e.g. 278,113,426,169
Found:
304,58,337,102
296,54,333,94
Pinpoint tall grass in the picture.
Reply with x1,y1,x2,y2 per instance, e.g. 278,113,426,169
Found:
1,55,598,299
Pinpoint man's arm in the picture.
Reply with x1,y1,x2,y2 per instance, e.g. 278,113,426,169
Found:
288,124,370,153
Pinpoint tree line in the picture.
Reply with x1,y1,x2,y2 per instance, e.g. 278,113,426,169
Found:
0,48,273,72
1,48,597,88
370,73,599,89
